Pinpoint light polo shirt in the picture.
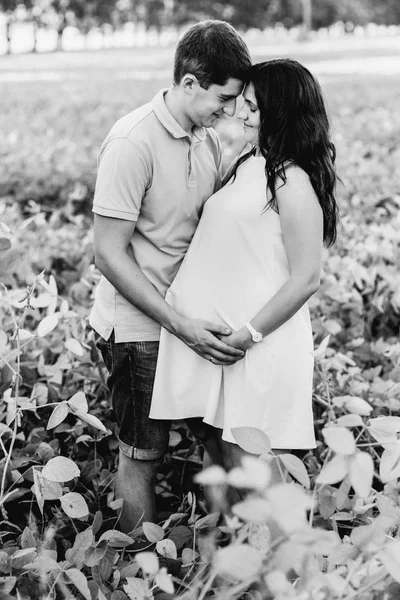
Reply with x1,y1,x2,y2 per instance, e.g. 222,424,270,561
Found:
89,89,223,342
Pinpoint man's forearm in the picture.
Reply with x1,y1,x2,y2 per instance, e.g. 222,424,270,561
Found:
96,250,184,337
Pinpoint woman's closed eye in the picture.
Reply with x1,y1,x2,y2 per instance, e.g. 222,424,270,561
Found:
244,99,258,113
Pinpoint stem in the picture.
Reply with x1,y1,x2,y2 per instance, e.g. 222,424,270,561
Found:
0,279,39,507
0,414,18,513
274,455,287,483
357,443,383,447
309,449,332,527
0,352,20,377
197,568,217,600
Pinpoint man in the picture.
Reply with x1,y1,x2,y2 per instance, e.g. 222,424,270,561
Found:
90,20,252,533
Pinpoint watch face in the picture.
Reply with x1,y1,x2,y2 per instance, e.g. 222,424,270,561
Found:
253,332,262,342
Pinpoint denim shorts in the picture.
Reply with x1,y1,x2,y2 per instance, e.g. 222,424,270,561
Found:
97,332,171,460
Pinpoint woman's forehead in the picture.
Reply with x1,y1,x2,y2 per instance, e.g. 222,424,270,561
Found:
244,82,257,103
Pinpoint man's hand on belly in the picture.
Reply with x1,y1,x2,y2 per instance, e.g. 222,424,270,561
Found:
175,318,245,365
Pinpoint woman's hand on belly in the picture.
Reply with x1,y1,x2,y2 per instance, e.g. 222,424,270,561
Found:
219,327,253,352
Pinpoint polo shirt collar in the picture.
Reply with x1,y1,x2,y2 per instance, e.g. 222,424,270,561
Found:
152,89,207,142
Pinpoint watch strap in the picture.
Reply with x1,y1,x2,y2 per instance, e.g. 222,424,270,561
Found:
245,322,262,342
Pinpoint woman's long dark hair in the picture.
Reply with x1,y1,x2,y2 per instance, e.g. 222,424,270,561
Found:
230,59,339,247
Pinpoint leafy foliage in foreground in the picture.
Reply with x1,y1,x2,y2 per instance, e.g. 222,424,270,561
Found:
1,56,400,599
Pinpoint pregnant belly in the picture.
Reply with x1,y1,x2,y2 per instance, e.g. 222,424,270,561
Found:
165,268,277,331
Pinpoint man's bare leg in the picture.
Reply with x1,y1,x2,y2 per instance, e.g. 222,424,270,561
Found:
115,451,161,533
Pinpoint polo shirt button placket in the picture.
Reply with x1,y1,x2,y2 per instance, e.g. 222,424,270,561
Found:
187,139,193,180
187,139,200,187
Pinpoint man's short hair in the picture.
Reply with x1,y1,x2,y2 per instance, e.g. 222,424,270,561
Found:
174,20,252,89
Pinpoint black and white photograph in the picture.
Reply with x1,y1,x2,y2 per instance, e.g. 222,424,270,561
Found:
1,1,400,598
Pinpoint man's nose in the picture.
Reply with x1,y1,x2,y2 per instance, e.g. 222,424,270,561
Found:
222,98,236,117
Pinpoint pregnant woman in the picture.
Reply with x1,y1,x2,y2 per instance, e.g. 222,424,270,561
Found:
150,59,339,469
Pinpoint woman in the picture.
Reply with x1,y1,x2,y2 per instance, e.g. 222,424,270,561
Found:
149,59,339,469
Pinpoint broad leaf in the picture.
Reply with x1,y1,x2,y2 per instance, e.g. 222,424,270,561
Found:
349,452,374,499
84,540,108,567
380,541,400,584
68,391,88,413
328,543,359,565
65,527,93,567
380,444,400,483
75,410,108,433
156,539,177,560
247,522,271,556
142,522,164,543
42,456,80,482
99,530,134,547
194,465,227,486
65,569,91,600
46,402,69,430
37,314,59,337
214,544,262,582
228,455,271,491
322,427,356,455
232,498,270,523
123,577,148,600
312,334,330,358
343,396,372,416
318,486,337,519
0,330,7,353
194,512,220,530
167,525,192,549
231,427,271,454
32,468,45,514
155,570,174,594
60,492,89,519
0,577,16,595
11,548,37,570
316,455,348,485
181,548,198,565
21,527,36,550
267,484,312,533
31,293,53,309
135,552,159,575
336,414,364,428
277,453,310,488
65,338,84,357
18,328,34,342
40,479,63,501
33,382,49,405
368,417,400,444
169,430,182,447
0,238,11,251
293,529,341,556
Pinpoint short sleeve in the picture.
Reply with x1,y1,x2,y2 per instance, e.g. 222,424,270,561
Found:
93,137,151,222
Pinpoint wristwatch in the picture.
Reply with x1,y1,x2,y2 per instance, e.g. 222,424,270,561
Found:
245,322,263,343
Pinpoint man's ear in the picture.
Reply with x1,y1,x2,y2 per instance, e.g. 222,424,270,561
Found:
181,74,199,94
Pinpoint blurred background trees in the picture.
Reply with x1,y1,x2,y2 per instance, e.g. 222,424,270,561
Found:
0,0,399,54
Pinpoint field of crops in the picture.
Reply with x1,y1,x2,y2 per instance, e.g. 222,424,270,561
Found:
1,38,400,599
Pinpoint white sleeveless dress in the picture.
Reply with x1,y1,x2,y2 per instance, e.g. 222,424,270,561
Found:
150,156,316,449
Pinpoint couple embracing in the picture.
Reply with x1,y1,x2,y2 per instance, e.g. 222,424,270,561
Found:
90,20,339,533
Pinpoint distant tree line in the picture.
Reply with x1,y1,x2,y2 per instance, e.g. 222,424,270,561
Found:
1,0,400,54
